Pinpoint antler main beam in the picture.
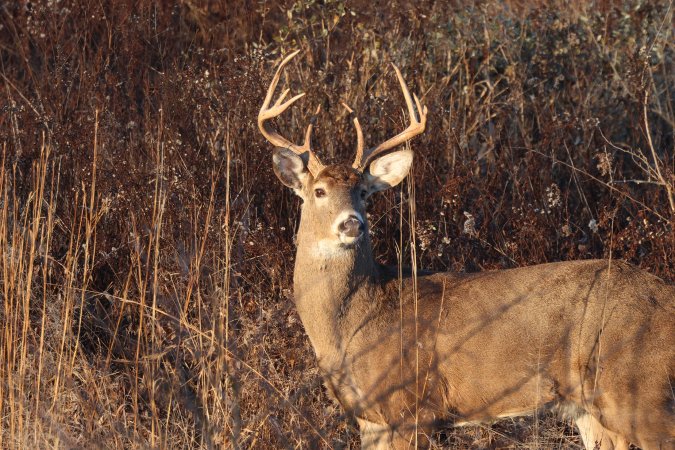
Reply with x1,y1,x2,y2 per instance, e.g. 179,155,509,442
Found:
258,50,324,176
351,64,428,170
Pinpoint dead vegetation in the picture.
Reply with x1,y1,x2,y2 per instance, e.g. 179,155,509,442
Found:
0,0,673,448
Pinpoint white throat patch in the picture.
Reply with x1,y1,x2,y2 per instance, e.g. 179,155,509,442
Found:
311,238,352,259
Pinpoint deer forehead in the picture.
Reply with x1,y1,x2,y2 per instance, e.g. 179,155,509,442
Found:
312,165,363,189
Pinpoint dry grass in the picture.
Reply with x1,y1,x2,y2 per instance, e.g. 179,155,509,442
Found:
0,0,673,448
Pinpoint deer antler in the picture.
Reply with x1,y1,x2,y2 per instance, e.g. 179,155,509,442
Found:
352,64,427,170
341,102,364,169
258,50,324,176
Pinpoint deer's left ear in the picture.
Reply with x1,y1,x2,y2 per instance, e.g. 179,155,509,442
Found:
364,149,413,194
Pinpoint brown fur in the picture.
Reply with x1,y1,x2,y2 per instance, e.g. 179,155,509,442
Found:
283,163,674,449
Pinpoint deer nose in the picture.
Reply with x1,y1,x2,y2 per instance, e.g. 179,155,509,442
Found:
338,215,364,238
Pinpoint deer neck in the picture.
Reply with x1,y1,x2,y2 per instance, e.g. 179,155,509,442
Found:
293,226,378,368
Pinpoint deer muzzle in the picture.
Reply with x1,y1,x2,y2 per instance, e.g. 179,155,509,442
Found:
336,213,364,245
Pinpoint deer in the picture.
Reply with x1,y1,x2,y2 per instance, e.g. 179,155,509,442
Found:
258,50,675,450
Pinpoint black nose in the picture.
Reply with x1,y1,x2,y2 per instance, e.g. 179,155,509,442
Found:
338,215,364,238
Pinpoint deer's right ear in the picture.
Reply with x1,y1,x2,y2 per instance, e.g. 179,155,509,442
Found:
273,148,309,194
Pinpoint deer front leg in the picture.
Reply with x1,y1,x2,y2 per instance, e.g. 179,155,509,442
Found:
575,413,630,450
357,418,393,450
357,418,433,450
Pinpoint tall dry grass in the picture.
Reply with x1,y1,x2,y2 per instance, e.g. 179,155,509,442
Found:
1,0,673,448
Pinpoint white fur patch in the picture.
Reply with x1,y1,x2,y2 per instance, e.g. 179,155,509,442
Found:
453,407,540,428
339,234,360,245
311,238,349,259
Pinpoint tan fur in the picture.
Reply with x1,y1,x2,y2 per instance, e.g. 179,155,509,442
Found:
284,164,675,450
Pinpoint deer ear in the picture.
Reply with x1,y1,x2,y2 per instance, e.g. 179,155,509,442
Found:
273,148,309,194
365,149,413,193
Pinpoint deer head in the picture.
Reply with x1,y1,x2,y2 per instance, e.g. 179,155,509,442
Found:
258,50,427,255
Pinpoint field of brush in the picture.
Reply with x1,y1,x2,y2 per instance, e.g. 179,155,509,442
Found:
1,1,673,448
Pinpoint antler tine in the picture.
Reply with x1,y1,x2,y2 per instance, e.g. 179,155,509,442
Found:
258,50,325,176
356,63,428,169
341,102,364,169
301,105,323,174
259,50,303,120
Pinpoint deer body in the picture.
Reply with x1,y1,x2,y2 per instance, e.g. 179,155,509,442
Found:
259,51,675,449
292,173,674,449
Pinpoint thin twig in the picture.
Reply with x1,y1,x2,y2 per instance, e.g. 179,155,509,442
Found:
643,90,675,213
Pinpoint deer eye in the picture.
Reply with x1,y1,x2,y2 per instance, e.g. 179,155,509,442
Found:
314,188,326,198
360,189,368,199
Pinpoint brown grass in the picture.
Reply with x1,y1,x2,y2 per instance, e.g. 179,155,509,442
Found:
0,0,673,448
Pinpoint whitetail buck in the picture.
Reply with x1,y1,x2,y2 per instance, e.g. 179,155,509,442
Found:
258,50,675,449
